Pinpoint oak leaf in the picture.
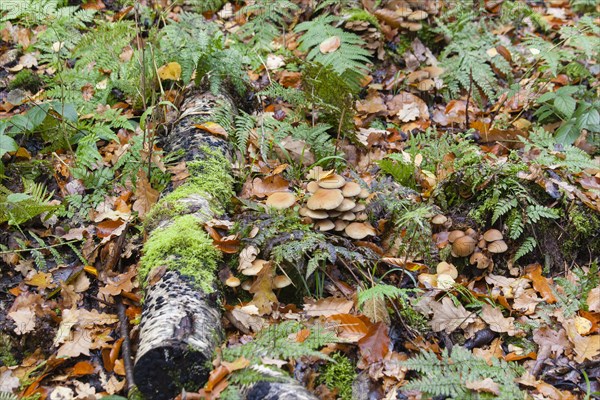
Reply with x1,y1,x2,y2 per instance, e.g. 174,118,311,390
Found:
304,297,353,317
430,297,475,333
481,304,516,336
358,322,390,363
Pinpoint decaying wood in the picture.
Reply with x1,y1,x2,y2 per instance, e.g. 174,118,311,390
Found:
246,381,319,400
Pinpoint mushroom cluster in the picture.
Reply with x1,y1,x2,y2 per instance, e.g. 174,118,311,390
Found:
226,246,293,290
299,169,376,240
418,261,459,290
431,214,508,270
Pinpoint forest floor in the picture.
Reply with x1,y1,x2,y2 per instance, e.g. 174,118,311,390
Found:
0,0,599,399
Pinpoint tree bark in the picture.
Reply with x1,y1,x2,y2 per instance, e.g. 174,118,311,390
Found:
133,91,234,400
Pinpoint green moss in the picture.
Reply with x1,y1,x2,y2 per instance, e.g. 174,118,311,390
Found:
139,214,221,292
144,146,234,229
562,205,600,258
0,333,17,367
9,69,44,92
319,353,357,400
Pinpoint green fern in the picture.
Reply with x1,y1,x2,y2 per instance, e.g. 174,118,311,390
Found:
513,237,536,262
0,181,57,226
0,392,18,400
295,14,371,89
377,154,417,189
264,118,337,161
553,262,599,317
402,347,525,400
236,0,299,51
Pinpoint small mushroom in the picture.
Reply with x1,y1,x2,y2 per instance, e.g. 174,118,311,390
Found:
334,219,349,231
335,198,356,212
436,274,455,290
355,212,368,221
342,181,362,197
465,228,478,239
315,219,335,231
241,280,252,291
307,181,320,193
408,10,428,21
488,240,508,253
470,252,492,269
448,230,465,243
299,207,329,219
358,188,370,199
345,222,376,240
436,262,458,279
340,211,356,221
431,214,448,225
418,273,437,289
483,229,503,242
266,192,296,209
318,174,346,189
242,259,268,276
351,203,366,213
452,235,477,257
307,188,344,210
225,276,241,288
273,275,292,289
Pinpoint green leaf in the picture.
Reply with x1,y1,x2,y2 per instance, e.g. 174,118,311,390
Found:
554,95,576,119
536,91,556,103
554,119,578,144
7,193,32,202
0,134,19,156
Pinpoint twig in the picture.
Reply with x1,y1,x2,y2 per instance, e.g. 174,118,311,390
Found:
117,296,136,393
465,68,473,129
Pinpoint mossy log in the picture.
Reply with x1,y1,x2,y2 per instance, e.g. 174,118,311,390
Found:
134,91,234,400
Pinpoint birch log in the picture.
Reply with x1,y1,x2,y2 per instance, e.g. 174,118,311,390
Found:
133,91,234,400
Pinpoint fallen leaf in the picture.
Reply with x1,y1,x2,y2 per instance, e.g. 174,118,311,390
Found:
525,264,556,303
465,378,500,396
358,322,390,363
0,369,20,392
194,122,228,138
319,36,341,53
304,297,354,317
480,304,516,336
133,171,159,219
8,307,36,335
157,62,182,81
430,297,475,333
328,313,370,342
249,263,277,315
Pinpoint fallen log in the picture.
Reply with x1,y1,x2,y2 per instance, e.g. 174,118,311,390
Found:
133,91,235,400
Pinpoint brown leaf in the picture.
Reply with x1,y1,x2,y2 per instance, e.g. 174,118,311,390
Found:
132,171,159,219
249,175,290,198
358,322,390,363
480,304,516,336
304,297,354,317
525,264,557,303
465,378,500,396
98,269,136,297
564,319,600,363
328,313,371,342
248,263,277,315
319,36,341,53
430,297,475,333
194,122,228,138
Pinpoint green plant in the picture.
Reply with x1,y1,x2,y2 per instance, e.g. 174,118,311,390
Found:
236,0,299,51
295,14,371,90
318,353,356,400
402,347,525,399
377,154,417,189
0,392,18,400
553,262,599,317
0,181,57,226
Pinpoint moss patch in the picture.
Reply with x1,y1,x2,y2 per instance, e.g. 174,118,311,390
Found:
144,146,234,230
139,214,221,292
319,353,357,400
9,70,44,92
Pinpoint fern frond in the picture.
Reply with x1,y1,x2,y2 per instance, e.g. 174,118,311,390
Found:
0,182,57,226
514,236,536,262
358,285,418,308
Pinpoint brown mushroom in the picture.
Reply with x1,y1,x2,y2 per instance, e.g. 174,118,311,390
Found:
241,280,252,291
299,207,329,219
315,219,335,231
335,198,356,212
470,252,492,269
452,235,477,257
436,262,458,279
345,222,376,239
306,181,320,193
242,259,268,276
266,192,296,209
355,212,368,221
307,188,344,210
334,219,349,231
225,276,241,288
342,181,361,197
408,10,428,21
318,174,346,189
431,214,448,225
358,188,370,199
483,229,503,242
351,203,366,213
465,228,478,239
273,275,292,289
448,230,466,243
488,240,508,253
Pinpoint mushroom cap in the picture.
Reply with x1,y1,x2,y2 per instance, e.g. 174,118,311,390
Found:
299,207,329,219
318,174,346,189
225,276,241,287
418,273,437,289
351,203,366,213
345,222,376,239
436,274,455,290
307,188,344,210
358,188,370,199
266,192,296,209
315,219,335,231
241,280,252,291
448,230,466,243
335,198,356,212
340,211,356,221
408,10,428,21
273,275,292,289
470,252,491,269
334,219,349,231
483,229,503,242
242,259,268,276
431,214,448,225
488,240,508,253
342,181,362,197
465,228,478,238
452,235,477,257
355,212,368,221
306,181,320,193
436,262,458,279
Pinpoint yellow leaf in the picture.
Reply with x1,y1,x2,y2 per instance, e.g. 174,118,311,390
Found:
319,36,341,54
157,62,182,81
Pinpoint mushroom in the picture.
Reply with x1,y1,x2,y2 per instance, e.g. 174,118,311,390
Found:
452,235,477,257
306,181,320,193
448,230,465,243
273,275,292,289
241,280,252,291
242,259,268,276
266,192,296,209
307,188,344,210
225,276,241,288
418,273,437,289
470,252,492,269
299,207,329,219
483,229,503,242
488,240,508,253
465,228,478,239
334,219,349,231
340,212,356,221
315,219,335,231
318,174,346,189
351,203,366,213
358,188,370,199
345,222,376,240
436,262,458,279
408,10,428,21
342,181,361,197
436,274,455,290
335,198,356,212
431,214,448,225
355,213,368,221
